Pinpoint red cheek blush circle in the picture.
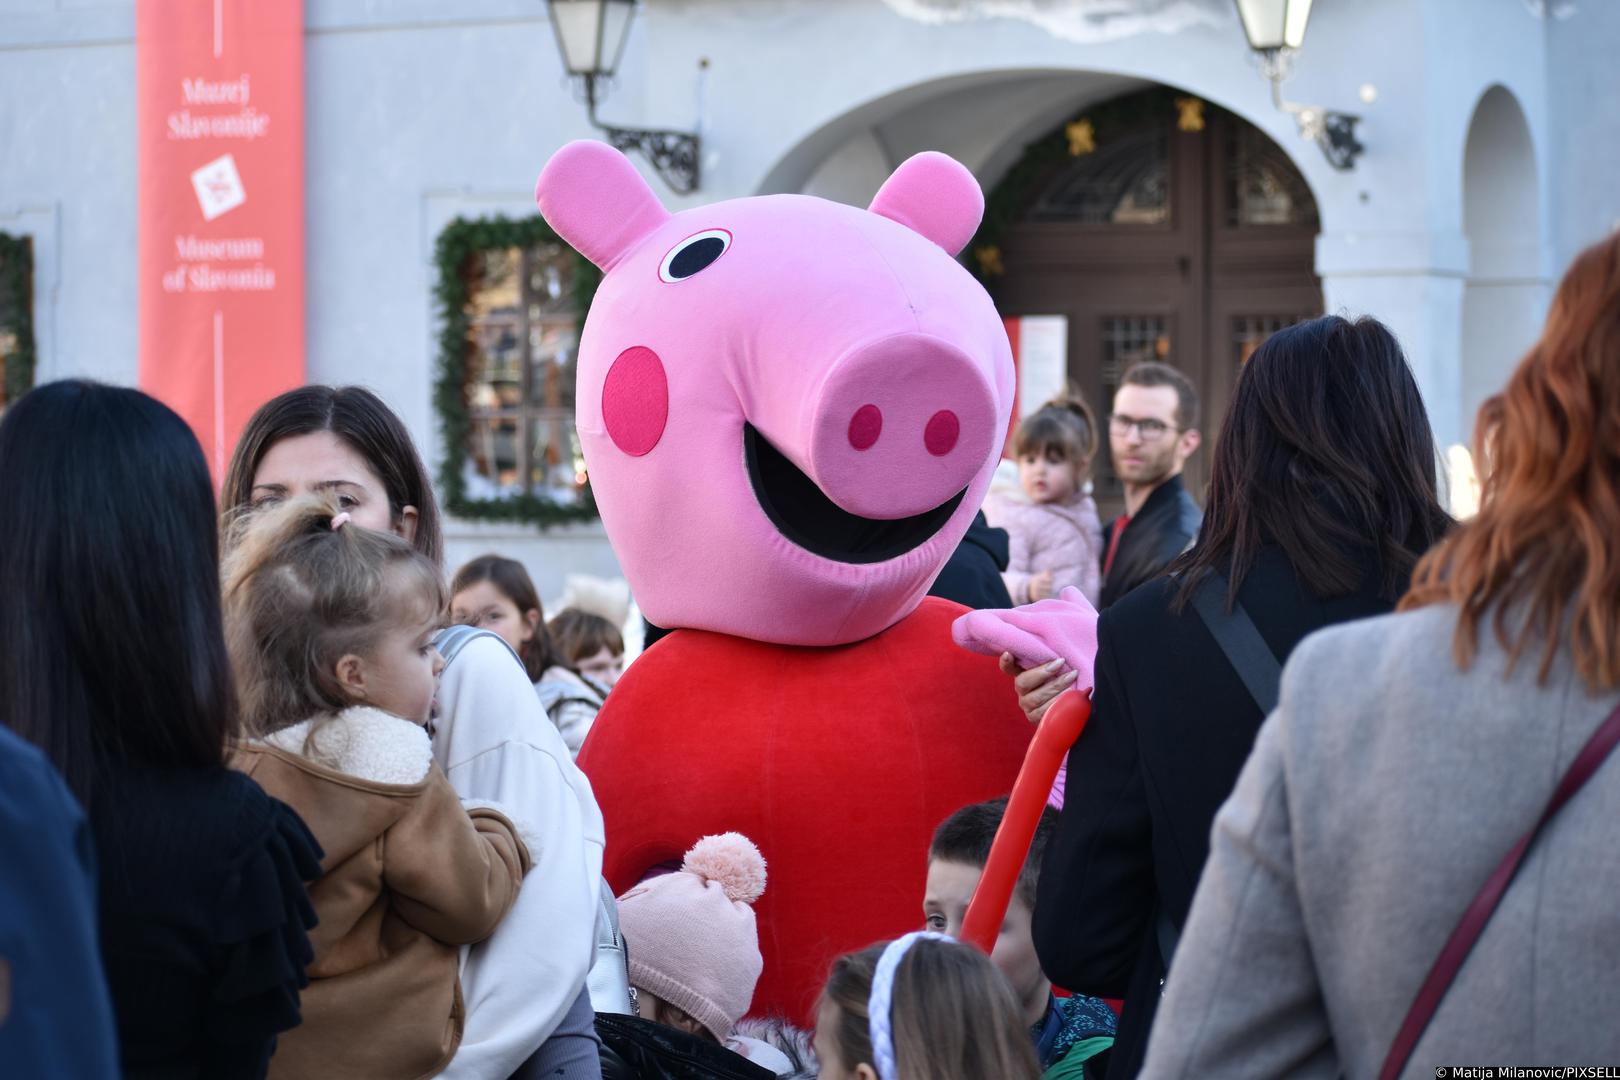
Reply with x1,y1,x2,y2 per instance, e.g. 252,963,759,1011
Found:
924,409,960,456
602,346,669,457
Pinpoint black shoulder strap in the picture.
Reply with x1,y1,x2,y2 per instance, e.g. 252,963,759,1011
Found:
1159,573,1283,976
1188,571,1283,715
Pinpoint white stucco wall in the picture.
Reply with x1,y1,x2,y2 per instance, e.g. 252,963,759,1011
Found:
1545,0,1620,273
4,0,1607,539
2,3,136,390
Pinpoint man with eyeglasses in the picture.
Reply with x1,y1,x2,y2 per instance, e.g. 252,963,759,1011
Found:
1098,362,1203,609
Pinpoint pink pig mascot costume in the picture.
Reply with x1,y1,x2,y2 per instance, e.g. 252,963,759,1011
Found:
535,141,1031,1024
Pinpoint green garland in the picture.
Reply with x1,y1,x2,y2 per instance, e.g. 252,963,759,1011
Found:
433,215,602,526
0,232,36,408
967,87,1191,285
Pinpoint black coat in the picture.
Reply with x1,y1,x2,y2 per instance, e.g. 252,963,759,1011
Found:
1098,475,1202,610
929,511,1014,610
1032,546,1399,1079
93,764,321,1080
597,1014,774,1080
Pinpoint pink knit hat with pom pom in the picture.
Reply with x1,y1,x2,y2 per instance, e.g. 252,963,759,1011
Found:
617,832,768,1042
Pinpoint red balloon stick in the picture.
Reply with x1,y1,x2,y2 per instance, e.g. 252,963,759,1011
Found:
960,688,1091,954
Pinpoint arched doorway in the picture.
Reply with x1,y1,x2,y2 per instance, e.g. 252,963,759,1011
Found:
1461,85,1545,438
986,87,1322,509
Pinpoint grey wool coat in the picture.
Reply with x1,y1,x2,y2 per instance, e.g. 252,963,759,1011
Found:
1140,602,1620,1079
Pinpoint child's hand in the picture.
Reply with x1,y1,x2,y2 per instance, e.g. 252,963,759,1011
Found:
1028,570,1055,602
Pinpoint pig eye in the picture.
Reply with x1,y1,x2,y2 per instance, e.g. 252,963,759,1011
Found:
658,229,731,283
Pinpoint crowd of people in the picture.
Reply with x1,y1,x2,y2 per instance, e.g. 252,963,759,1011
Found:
2,230,1618,1079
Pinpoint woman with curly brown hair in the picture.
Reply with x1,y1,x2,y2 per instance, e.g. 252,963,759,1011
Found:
1140,234,1620,1076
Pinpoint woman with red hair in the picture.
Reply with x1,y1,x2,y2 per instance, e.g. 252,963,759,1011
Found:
1140,233,1620,1076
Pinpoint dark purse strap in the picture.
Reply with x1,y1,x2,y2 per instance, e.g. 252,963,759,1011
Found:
1159,572,1284,975
1379,700,1620,1079
1189,572,1282,716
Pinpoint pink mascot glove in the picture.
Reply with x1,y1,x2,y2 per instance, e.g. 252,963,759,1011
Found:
951,586,1100,809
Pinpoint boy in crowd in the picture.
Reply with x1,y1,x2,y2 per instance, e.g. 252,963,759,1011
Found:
924,798,1116,1079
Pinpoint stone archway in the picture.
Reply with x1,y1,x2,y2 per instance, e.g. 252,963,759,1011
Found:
1460,85,1546,437
756,69,1152,201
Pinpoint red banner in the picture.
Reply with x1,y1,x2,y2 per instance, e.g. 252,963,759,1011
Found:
1003,316,1021,458
137,0,303,478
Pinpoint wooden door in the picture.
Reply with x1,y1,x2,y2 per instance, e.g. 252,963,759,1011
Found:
992,90,1322,516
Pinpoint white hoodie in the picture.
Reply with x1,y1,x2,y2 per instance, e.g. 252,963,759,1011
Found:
431,634,606,1078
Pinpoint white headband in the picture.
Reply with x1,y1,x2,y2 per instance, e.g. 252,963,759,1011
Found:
867,932,952,1080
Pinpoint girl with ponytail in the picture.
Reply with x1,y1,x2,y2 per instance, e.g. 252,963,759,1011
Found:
984,393,1105,606
223,495,534,1080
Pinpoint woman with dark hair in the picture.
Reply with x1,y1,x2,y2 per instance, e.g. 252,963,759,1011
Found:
0,381,320,1079
225,385,604,1080
1019,316,1452,1078
1141,235,1620,1074
221,384,443,566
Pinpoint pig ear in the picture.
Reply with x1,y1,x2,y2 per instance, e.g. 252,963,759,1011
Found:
868,152,984,257
536,140,672,270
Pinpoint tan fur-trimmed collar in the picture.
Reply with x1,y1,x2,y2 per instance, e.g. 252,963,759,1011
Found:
262,706,433,785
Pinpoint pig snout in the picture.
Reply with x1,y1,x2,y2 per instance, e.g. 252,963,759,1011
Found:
809,333,997,520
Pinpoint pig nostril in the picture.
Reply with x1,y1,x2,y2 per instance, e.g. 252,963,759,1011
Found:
848,404,883,451
924,410,960,456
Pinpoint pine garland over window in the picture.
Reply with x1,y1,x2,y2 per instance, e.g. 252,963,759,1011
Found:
432,215,602,525
0,232,36,409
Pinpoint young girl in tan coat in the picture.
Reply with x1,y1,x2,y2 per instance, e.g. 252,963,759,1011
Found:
224,496,533,1080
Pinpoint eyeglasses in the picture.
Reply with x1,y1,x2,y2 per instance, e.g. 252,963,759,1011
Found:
1108,414,1179,440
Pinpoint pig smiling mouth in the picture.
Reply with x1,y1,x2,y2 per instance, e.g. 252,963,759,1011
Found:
744,423,966,565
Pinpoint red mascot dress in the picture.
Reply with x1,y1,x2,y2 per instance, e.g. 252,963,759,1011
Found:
536,141,1030,1024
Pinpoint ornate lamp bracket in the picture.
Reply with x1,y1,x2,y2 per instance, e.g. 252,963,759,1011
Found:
1318,112,1364,171
1262,51,1363,172
583,73,702,194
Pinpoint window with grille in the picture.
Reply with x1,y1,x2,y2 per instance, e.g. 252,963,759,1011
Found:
0,234,33,419
461,240,587,503
1225,125,1319,228
1027,128,1172,226
1232,313,1315,369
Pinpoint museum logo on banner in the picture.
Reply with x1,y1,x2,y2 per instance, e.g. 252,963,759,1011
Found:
137,0,304,477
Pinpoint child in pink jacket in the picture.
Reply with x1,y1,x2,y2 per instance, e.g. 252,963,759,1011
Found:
984,395,1105,608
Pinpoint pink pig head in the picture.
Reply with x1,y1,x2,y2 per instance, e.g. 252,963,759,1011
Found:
535,141,1014,645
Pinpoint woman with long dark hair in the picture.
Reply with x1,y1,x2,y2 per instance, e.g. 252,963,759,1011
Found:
223,385,604,1080
1141,234,1620,1074
0,381,320,1079
1022,316,1451,1078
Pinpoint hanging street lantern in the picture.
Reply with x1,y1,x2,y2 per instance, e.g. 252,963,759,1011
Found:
1231,0,1363,171
1234,0,1314,55
544,0,702,193
547,0,637,81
